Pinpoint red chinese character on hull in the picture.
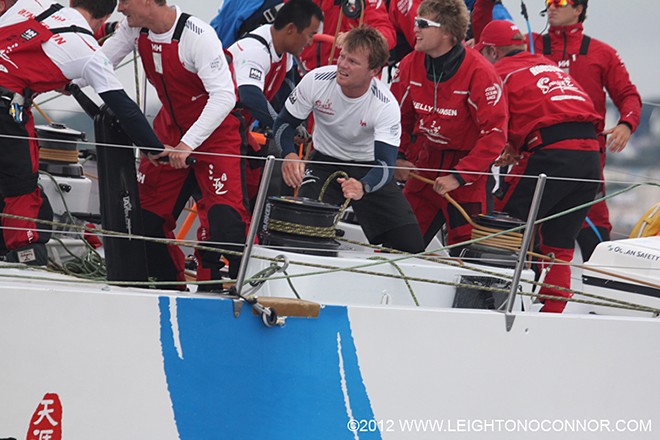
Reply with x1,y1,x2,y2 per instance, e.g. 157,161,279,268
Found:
26,393,62,440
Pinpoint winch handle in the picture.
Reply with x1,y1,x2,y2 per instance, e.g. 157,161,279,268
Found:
156,154,197,166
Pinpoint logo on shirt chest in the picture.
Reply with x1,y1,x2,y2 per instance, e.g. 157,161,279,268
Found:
557,58,573,74
314,99,335,116
413,101,458,116
418,118,450,144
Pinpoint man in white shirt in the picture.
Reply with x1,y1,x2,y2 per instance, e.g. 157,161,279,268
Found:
0,0,165,266
229,0,322,203
229,0,322,133
101,0,249,290
273,26,424,253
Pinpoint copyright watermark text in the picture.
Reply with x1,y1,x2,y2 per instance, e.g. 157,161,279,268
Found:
346,418,653,434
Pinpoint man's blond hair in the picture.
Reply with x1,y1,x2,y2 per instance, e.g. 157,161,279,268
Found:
417,0,469,44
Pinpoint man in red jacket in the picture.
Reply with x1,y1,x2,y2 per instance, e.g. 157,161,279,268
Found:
390,0,508,253
533,0,641,260
478,20,602,313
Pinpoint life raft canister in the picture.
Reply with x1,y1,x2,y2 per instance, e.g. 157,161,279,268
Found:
630,202,660,238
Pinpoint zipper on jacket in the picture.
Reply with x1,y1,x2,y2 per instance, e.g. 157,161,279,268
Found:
159,75,185,138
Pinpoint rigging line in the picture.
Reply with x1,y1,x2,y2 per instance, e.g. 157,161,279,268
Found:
23,222,660,274
44,216,660,312
7,220,657,310
6,178,658,252
45,223,660,274
7,205,658,297
2,263,655,314
7,134,630,184
1,125,656,185
642,100,660,108
605,169,660,182
241,258,660,314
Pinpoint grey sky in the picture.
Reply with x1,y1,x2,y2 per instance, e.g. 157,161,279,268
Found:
506,0,655,99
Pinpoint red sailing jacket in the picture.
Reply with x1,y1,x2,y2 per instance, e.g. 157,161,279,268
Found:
137,14,241,150
391,47,508,183
494,51,602,153
389,0,422,49
0,15,70,94
299,0,395,72
471,0,496,43
532,23,641,134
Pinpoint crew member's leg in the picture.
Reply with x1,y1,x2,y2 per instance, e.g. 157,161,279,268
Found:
403,177,445,246
496,149,600,313
138,158,195,288
577,198,611,261
444,176,487,247
577,144,612,261
0,116,51,266
352,180,424,254
194,143,250,288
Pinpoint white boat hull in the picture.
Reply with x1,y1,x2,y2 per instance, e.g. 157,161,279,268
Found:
1,268,659,439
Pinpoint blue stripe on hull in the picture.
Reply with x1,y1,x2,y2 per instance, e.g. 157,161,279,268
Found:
158,296,380,439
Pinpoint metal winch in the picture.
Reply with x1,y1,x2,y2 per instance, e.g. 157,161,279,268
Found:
36,123,86,177
260,196,341,256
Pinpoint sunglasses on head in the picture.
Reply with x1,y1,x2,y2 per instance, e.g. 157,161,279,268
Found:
545,0,575,8
414,17,442,29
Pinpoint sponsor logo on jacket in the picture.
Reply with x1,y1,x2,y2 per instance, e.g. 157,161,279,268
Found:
536,76,584,97
413,101,458,116
314,99,335,115
485,83,502,106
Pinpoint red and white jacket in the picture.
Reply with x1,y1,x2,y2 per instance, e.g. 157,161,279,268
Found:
494,51,602,153
532,23,641,134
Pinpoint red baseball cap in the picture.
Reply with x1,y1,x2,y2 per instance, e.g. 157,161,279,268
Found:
474,20,523,52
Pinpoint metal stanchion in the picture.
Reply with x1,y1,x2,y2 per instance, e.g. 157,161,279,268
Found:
504,173,547,331
234,156,276,296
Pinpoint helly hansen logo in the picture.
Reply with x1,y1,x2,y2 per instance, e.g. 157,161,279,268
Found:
151,44,162,52
20,29,38,41
558,60,570,69
288,89,298,105
249,68,262,81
